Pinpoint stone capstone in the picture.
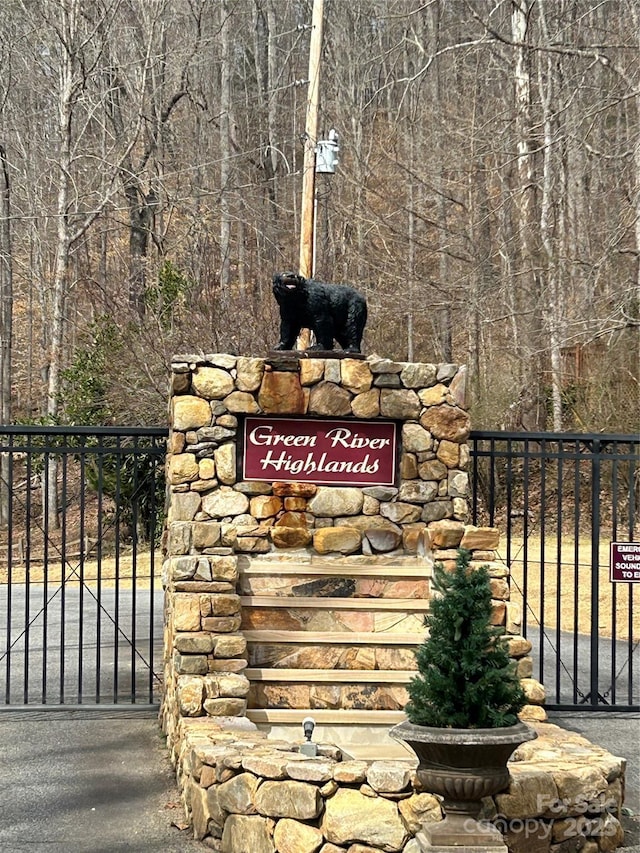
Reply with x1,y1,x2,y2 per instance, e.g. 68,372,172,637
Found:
332,761,368,784
205,353,237,369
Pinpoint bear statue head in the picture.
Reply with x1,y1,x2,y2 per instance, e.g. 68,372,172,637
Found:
272,272,307,301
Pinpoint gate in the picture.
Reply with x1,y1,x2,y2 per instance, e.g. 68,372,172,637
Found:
470,431,640,711
4,426,638,711
0,426,167,708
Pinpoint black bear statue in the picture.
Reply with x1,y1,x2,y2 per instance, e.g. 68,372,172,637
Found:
272,272,367,353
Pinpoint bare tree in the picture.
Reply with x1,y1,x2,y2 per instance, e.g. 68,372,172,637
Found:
0,144,12,525
0,0,636,432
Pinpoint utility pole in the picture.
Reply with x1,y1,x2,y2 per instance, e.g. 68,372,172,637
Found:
297,0,324,349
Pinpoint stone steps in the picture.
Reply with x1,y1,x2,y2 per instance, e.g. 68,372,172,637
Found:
240,557,429,713
241,559,431,577
245,668,416,682
240,595,431,610
246,708,407,725
243,630,424,644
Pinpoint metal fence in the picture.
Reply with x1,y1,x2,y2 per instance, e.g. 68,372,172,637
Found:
0,426,166,708
1,425,638,712
469,431,640,711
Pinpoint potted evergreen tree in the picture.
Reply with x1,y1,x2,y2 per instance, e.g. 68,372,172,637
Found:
390,548,537,849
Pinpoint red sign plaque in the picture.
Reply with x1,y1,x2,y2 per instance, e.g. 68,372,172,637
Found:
242,417,397,487
610,542,640,583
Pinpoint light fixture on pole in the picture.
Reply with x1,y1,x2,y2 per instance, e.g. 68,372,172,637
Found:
315,129,339,174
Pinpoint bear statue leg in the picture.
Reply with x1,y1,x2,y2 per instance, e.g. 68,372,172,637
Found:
310,320,335,351
335,306,366,352
275,319,301,350
347,302,367,352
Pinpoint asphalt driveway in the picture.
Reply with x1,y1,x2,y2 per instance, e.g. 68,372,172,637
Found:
0,709,638,853
0,710,201,853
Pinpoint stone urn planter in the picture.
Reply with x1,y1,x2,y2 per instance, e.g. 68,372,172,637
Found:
390,719,537,849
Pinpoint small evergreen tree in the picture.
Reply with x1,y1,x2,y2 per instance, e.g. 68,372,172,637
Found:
406,548,526,729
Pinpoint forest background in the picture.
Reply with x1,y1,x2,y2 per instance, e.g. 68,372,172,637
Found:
0,0,638,434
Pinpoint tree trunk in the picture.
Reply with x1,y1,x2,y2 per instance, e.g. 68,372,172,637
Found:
0,143,12,526
427,2,452,362
125,183,154,316
511,0,540,391
45,0,83,529
219,0,232,296
538,7,563,431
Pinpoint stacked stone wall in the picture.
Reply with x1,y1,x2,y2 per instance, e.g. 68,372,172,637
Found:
161,352,626,851
161,354,545,744
175,718,626,853
165,353,471,560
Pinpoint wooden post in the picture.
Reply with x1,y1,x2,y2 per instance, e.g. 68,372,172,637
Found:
297,0,324,350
